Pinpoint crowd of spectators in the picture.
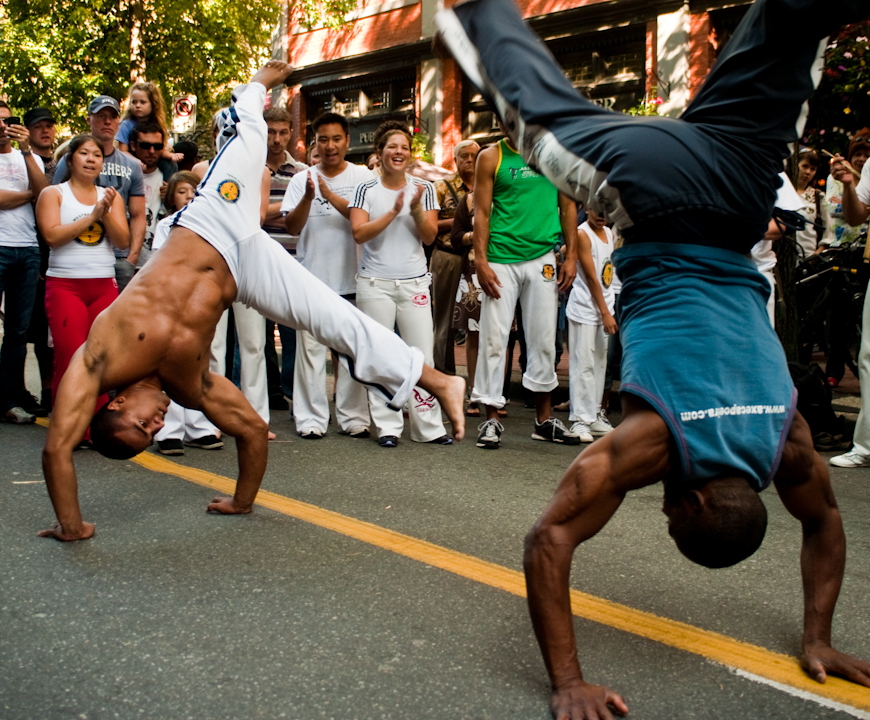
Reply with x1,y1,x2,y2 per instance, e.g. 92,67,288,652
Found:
2,79,870,465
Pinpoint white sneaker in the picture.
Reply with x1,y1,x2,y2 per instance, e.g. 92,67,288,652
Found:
299,428,324,440
829,450,870,468
589,410,614,436
569,422,594,443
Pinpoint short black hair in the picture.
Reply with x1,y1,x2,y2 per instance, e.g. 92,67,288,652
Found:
130,121,165,144
311,112,348,136
667,477,768,569
90,404,141,460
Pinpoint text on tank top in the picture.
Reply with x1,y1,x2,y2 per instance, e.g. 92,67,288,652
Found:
488,139,561,264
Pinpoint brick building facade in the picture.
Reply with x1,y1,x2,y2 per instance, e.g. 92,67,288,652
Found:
276,0,752,167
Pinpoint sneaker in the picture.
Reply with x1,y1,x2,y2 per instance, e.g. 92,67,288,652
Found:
378,435,399,448
589,410,614,436
299,428,324,440
340,425,370,439
3,406,35,424
568,421,594,443
18,392,48,418
184,435,224,450
427,435,453,445
532,417,580,445
476,419,504,449
157,439,185,455
830,450,870,468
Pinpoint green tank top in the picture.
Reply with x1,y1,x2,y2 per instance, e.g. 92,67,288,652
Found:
488,139,561,264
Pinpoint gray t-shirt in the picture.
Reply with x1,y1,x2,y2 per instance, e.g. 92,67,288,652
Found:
55,148,144,258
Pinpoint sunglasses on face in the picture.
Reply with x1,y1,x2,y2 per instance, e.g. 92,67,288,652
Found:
135,141,164,151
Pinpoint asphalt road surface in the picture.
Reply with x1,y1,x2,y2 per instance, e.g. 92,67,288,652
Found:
2,364,870,720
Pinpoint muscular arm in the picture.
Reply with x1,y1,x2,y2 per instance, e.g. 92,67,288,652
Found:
40,347,105,541
557,194,578,292
104,192,130,250
774,412,870,686
524,395,672,719
198,371,270,513
0,189,33,209
260,167,271,226
127,195,146,265
473,146,500,298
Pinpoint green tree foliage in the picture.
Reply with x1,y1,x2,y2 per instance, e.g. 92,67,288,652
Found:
804,21,870,152
0,0,282,135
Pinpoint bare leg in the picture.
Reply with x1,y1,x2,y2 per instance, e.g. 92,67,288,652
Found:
466,330,479,408
418,365,466,442
534,391,551,424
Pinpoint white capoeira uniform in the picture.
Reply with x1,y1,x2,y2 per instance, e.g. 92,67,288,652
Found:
566,221,614,425
165,82,424,414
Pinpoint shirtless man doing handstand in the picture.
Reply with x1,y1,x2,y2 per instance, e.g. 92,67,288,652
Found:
40,61,465,542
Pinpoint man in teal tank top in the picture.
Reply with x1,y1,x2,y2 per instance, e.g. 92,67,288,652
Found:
472,132,579,449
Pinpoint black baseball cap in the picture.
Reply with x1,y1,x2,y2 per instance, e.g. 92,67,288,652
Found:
23,108,56,127
88,96,121,116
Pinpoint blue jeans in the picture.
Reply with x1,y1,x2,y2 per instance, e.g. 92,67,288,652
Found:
0,245,41,413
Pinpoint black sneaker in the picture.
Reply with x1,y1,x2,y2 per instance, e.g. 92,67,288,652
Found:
158,439,185,455
532,417,580,445
18,392,48,418
184,435,224,450
476,419,503,449
378,435,399,448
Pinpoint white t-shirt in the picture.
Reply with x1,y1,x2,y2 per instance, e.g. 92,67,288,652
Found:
138,168,164,268
151,214,176,251
280,163,372,294
0,150,44,247
567,221,615,325
350,175,439,280
47,183,115,279
857,161,870,207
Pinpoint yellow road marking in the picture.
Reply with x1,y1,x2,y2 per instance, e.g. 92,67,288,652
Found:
131,451,870,711
31,418,870,710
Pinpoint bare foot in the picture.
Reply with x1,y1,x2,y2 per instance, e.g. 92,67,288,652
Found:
419,365,466,442
250,60,293,90
268,431,277,441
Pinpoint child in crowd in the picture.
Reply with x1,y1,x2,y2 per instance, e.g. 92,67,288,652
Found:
150,171,223,454
565,208,618,442
117,82,183,165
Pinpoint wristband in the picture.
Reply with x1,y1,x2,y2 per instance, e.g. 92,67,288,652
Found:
20,150,31,156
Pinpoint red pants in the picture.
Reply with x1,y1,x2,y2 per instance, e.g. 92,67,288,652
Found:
45,277,118,416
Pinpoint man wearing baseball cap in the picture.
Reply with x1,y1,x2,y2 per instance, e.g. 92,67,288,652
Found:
23,108,57,183
53,95,145,293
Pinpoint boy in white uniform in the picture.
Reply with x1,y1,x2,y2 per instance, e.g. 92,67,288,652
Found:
282,113,373,439
565,209,618,442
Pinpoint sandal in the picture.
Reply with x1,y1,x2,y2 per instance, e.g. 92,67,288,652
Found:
466,403,480,417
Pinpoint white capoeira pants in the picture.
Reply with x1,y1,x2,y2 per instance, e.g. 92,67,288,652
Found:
356,275,445,441
168,81,424,415
471,252,558,408
294,320,370,435
211,303,269,425
155,401,216,443
567,320,609,425
850,290,870,456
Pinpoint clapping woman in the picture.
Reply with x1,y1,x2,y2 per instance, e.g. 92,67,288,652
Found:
35,136,129,416
349,121,451,447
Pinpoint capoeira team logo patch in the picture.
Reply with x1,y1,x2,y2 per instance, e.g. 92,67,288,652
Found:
542,264,556,282
412,293,430,307
74,216,105,247
218,179,240,203
601,258,613,289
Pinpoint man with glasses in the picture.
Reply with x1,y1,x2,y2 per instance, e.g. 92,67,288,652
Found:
129,121,177,269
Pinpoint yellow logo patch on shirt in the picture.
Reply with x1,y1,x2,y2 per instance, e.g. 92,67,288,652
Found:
218,180,240,203
75,220,105,247
601,258,613,289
